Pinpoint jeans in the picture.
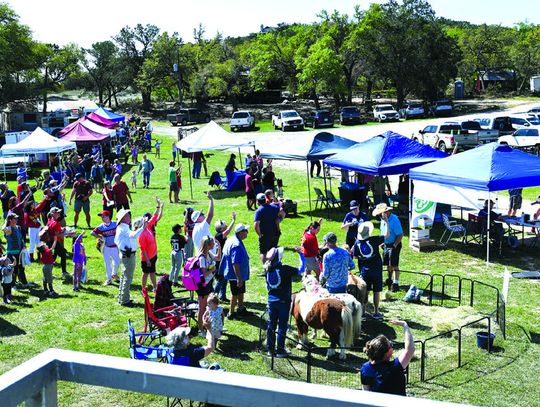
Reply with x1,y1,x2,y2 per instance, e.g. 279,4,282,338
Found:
328,284,347,294
170,250,184,284
192,161,202,178
214,270,227,300
142,171,151,187
267,300,291,353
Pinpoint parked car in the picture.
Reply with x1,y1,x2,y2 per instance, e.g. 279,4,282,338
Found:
442,120,499,148
167,108,210,126
339,106,365,125
430,100,453,117
271,110,304,131
509,114,540,130
304,110,334,128
413,123,464,152
230,111,255,131
473,115,514,136
499,127,540,154
399,103,425,120
373,104,400,122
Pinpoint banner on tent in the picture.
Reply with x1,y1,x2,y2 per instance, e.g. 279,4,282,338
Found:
411,197,437,228
414,180,485,210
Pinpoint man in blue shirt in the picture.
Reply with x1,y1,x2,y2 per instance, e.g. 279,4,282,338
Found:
341,200,368,248
321,232,355,293
254,193,280,264
373,203,403,293
220,224,250,319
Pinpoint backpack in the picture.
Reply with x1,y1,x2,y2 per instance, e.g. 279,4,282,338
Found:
182,255,203,291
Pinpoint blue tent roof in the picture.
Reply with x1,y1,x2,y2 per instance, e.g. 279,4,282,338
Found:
409,142,540,192
259,132,357,161
323,131,448,175
94,107,125,123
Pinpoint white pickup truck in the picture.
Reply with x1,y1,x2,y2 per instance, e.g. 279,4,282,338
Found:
230,111,255,131
443,120,499,148
272,110,304,131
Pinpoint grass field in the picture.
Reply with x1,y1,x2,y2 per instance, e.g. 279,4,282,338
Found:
1,130,539,406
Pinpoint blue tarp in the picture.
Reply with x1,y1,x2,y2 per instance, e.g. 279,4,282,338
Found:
93,107,125,123
409,142,540,192
323,131,448,175
259,132,358,161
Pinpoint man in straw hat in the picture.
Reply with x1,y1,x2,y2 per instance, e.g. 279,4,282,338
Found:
352,221,384,319
372,203,403,293
114,208,147,306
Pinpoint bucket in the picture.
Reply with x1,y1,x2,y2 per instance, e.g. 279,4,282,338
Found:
476,331,495,350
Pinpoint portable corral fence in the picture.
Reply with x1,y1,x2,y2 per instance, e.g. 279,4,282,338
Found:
259,271,505,387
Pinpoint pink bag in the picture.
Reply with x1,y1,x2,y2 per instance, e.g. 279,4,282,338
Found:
182,256,202,291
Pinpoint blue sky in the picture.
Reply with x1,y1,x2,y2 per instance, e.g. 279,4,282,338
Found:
5,0,538,47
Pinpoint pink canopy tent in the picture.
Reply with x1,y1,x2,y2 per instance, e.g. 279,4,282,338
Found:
59,121,112,142
86,112,117,128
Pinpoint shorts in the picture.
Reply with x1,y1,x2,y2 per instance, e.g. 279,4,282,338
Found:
509,195,522,211
304,256,320,272
383,243,402,267
229,280,246,296
246,191,256,200
116,202,130,210
169,182,179,192
259,234,275,255
141,256,157,273
360,267,383,292
42,264,53,283
74,199,90,213
196,280,214,297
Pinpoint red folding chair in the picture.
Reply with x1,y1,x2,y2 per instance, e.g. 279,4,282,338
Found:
141,288,188,340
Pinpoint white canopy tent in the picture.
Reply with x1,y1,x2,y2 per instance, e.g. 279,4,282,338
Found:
0,127,76,178
176,121,255,198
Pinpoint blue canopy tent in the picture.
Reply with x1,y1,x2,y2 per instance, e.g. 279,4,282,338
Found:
410,143,540,262
323,131,448,175
93,107,125,123
258,132,358,216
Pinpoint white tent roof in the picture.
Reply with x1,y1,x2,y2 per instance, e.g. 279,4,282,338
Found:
1,127,76,155
176,121,254,153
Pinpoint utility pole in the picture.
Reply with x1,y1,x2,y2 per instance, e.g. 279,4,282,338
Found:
173,43,183,105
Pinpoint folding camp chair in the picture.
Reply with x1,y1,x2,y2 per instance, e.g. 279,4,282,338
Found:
154,274,198,326
314,187,329,210
208,171,227,189
325,189,343,209
440,214,467,245
127,319,168,362
141,288,188,338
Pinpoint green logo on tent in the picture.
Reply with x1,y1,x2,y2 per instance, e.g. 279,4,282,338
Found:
415,199,434,213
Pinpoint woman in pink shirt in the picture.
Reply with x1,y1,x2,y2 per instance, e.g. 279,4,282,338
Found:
138,197,164,290
245,167,255,211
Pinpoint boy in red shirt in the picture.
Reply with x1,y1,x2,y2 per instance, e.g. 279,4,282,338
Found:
37,240,57,297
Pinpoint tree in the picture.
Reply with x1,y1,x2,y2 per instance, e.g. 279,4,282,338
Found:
83,41,118,104
113,24,159,110
0,3,40,105
36,43,83,114
358,0,460,105
509,23,540,92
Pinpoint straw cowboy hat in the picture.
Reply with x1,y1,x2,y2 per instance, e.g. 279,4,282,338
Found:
116,208,131,222
357,221,374,241
372,203,393,217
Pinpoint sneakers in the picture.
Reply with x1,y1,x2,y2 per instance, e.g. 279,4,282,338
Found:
112,274,120,283
62,272,71,279
103,279,112,286
227,312,236,320
391,283,400,292
385,278,392,290
73,287,80,292
275,350,290,358
49,290,58,298
121,299,134,307
372,312,384,320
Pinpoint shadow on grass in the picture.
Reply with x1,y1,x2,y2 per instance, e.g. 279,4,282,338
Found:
0,317,26,337
218,333,258,361
529,331,540,344
209,190,245,200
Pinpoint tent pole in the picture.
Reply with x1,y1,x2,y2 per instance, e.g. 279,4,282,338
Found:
238,148,242,169
408,176,412,226
323,164,330,220
188,154,193,200
487,193,491,264
306,161,312,221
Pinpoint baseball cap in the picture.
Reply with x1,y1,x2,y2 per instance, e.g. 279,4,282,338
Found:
235,223,249,234
349,200,359,209
97,210,111,218
75,173,83,179
256,193,266,202
323,232,337,244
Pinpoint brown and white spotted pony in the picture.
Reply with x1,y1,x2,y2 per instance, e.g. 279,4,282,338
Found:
347,272,368,311
291,276,363,360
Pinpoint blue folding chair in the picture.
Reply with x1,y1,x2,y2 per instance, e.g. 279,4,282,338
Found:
127,319,168,362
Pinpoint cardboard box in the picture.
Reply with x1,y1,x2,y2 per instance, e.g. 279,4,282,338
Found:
410,228,430,240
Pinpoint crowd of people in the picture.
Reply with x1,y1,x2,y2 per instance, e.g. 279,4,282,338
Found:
0,130,415,397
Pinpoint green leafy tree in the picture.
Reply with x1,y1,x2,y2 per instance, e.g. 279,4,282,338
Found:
113,24,159,110
0,3,40,105
509,22,540,92
83,41,119,104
